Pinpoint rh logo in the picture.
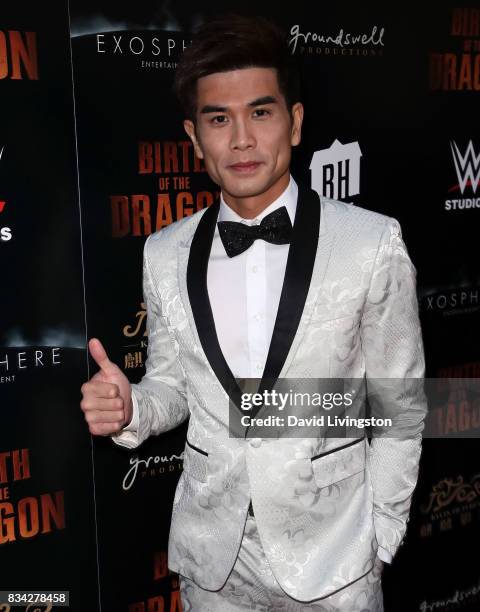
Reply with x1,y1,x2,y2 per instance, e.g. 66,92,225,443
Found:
310,139,362,201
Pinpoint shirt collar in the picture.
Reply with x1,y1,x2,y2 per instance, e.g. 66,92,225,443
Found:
218,174,298,226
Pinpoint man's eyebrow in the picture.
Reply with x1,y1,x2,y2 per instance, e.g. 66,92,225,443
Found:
200,95,278,114
200,104,228,114
248,95,278,107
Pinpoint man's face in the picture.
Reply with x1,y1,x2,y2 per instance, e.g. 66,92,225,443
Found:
183,67,303,204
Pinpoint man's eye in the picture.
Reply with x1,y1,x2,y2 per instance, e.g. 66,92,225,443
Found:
211,115,228,124
253,109,270,117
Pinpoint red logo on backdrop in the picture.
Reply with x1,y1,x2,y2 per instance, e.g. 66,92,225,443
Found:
0,30,38,80
0,449,65,545
429,8,480,91
110,140,219,238
0,144,11,241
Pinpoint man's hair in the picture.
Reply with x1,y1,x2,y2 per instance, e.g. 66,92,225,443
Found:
173,14,301,123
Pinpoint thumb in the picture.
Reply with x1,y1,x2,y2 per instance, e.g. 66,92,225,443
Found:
88,338,118,376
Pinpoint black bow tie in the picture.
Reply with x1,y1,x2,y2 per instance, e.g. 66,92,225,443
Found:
217,206,293,258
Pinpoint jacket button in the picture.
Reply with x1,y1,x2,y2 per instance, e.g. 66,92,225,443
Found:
249,438,262,448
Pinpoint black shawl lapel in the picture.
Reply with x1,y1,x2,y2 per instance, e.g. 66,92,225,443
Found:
187,201,244,410
186,182,321,419
254,183,320,409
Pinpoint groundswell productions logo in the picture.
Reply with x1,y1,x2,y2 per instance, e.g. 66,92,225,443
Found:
310,139,362,201
288,23,385,57
121,449,184,492
419,579,480,611
445,140,480,211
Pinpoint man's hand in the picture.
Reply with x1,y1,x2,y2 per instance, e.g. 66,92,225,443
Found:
80,338,133,436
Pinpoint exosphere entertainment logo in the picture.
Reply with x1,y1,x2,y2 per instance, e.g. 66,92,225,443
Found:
94,32,190,71
0,348,61,385
421,286,480,316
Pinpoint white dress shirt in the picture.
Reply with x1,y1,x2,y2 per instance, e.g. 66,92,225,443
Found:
122,173,392,564
124,175,296,429
207,174,297,379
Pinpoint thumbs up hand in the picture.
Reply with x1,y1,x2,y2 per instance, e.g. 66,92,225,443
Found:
80,338,133,436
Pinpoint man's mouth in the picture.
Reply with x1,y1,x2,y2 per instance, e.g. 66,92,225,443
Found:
229,162,262,172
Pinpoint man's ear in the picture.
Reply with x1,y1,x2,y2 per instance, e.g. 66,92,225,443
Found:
183,119,204,159
290,102,304,147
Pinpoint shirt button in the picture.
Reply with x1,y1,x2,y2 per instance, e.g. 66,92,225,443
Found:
249,438,262,448
256,363,263,371
254,313,262,321
251,265,258,273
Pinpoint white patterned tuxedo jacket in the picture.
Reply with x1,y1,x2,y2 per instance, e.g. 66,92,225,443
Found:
112,183,427,602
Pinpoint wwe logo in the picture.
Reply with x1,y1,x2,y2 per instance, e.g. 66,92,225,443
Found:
450,140,480,194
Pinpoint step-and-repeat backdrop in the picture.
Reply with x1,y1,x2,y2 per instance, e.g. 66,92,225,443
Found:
0,2,99,610
1,1,479,610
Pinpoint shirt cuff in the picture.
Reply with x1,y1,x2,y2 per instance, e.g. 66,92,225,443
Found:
111,391,140,449
377,546,393,564
122,392,139,431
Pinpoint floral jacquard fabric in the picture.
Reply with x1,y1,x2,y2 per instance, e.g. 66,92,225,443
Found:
112,195,427,604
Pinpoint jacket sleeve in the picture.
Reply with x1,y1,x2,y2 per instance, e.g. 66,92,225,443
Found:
360,217,427,562
112,234,189,449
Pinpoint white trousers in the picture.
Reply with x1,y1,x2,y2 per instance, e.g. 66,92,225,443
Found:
179,514,384,612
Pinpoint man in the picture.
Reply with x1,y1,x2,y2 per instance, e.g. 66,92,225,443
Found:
80,14,427,611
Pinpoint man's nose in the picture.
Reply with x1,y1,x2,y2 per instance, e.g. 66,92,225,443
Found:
230,119,256,151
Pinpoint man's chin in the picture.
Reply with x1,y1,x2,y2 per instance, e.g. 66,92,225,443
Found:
221,177,273,200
